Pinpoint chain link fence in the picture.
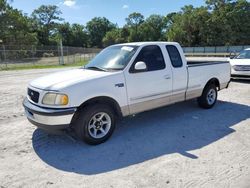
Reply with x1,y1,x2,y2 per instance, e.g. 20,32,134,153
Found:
0,45,101,69
183,45,250,57
1,44,250,70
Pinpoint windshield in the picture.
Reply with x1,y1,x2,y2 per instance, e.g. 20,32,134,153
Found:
235,50,250,59
85,45,138,71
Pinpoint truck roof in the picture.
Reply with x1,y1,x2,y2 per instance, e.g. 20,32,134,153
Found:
114,41,180,46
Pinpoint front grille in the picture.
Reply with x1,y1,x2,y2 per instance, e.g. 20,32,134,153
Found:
28,88,40,103
233,65,250,71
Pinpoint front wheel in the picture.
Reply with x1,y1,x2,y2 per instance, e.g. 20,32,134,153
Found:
197,84,218,109
73,104,116,145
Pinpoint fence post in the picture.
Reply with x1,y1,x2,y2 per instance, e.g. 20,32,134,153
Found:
59,39,64,65
0,46,2,68
226,46,229,57
80,50,82,63
58,44,60,64
31,45,35,64
83,48,86,61
67,46,69,64
3,44,7,68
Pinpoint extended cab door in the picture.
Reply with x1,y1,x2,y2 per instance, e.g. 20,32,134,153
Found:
124,45,173,114
165,45,188,103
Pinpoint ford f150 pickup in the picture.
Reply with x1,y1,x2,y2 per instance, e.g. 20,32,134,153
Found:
23,42,231,145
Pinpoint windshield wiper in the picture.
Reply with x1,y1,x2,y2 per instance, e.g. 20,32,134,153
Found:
106,68,123,71
84,66,107,72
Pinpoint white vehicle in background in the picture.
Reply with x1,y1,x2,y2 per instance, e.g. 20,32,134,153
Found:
23,42,231,145
230,48,250,79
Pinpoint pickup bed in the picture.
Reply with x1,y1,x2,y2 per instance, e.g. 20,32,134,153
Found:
23,42,231,145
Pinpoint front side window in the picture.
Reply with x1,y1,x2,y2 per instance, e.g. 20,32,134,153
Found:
85,45,138,71
166,45,183,68
130,45,166,72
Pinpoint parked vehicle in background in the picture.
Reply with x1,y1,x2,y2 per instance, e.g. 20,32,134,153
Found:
230,48,250,79
23,42,231,145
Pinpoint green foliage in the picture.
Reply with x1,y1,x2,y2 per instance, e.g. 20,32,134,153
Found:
102,28,129,47
140,14,168,41
205,0,250,45
86,17,116,48
167,6,211,46
0,0,38,45
206,0,234,10
55,22,88,47
0,0,249,48
71,24,89,47
167,0,250,46
125,12,144,42
31,5,63,45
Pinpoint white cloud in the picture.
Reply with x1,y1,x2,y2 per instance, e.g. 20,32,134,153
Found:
122,4,129,9
63,0,76,7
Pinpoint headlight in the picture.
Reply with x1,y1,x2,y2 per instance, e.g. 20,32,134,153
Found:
42,93,69,106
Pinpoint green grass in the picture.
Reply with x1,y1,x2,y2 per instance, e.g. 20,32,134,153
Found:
0,60,89,71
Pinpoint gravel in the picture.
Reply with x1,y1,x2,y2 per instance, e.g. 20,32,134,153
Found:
0,67,249,188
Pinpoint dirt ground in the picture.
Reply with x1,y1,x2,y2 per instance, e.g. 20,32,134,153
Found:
0,68,249,188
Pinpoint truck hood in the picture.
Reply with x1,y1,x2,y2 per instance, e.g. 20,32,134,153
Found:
230,58,250,65
29,68,116,90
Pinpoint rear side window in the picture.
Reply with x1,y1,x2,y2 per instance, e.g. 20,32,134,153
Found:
166,45,183,68
131,45,166,72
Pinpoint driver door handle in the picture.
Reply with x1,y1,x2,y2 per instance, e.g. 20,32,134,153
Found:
164,75,171,80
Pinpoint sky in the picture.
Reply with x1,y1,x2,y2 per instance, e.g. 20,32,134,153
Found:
11,0,206,27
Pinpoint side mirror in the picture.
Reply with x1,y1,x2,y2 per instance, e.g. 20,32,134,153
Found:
230,55,235,59
229,52,236,59
134,61,147,71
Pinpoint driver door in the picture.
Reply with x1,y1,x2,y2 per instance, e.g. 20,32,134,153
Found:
124,45,173,114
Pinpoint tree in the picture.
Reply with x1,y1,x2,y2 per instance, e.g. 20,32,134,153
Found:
0,0,38,45
56,22,72,46
55,23,89,47
71,24,89,47
102,28,129,47
167,6,211,46
226,0,250,45
125,12,144,41
31,5,63,45
1,0,250,48
86,17,116,48
140,14,167,41
204,0,250,45
206,0,235,10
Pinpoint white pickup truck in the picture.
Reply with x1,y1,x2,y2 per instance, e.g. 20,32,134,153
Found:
23,42,231,145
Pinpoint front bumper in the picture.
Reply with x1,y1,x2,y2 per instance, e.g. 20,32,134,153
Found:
231,68,250,79
23,97,77,132
231,74,250,80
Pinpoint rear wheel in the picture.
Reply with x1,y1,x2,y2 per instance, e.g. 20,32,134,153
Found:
74,104,116,145
197,84,217,109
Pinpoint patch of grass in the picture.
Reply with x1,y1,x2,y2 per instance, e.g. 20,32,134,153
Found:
0,60,89,71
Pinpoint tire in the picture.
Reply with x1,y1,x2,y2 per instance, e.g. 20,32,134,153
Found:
197,84,218,109
73,104,116,145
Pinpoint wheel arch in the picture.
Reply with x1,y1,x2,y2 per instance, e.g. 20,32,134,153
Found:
76,96,123,118
204,77,220,91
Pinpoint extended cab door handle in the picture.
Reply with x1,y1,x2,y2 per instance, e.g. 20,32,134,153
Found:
164,75,171,80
